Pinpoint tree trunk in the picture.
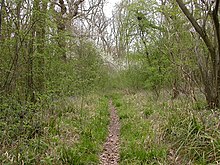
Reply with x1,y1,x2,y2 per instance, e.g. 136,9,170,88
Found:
57,0,67,61
0,0,4,40
35,0,47,92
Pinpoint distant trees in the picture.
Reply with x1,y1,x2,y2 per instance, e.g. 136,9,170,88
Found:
108,0,175,95
108,0,220,107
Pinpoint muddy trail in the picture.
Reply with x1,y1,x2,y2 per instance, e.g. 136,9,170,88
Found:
99,100,120,165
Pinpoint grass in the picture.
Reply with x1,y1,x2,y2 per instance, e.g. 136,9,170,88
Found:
58,95,109,164
110,90,220,164
0,93,109,164
1,89,220,164
110,91,167,164
162,104,220,164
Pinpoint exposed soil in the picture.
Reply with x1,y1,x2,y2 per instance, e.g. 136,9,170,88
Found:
99,100,120,165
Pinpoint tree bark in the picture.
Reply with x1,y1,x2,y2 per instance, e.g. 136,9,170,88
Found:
212,0,220,107
0,0,4,40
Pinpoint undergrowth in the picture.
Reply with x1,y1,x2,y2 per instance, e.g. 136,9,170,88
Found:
110,90,220,164
2,89,220,164
0,93,109,164
110,91,167,164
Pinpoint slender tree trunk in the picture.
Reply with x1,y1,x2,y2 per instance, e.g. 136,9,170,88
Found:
0,0,4,40
27,36,35,102
26,0,39,102
35,0,47,92
3,1,21,94
57,0,67,61
212,0,220,107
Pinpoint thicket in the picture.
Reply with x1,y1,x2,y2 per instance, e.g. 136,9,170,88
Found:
109,0,219,105
0,0,110,163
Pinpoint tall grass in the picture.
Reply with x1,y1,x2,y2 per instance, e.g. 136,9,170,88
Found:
109,91,167,164
0,93,109,164
111,90,220,164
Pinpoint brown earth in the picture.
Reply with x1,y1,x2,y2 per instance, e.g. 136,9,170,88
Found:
99,100,120,165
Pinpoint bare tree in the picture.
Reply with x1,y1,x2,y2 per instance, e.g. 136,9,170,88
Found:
176,0,220,107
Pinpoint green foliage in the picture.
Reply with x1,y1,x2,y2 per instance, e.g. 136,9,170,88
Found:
74,40,108,95
110,91,167,164
0,99,50,164
111,51,174,95
110,0,177,94
0,2,110,162
163,107,220,164
115,90,220,164
59,96,109,164
1,0,219,164
118,66,147,89
0,94,109,164
143,50,174,90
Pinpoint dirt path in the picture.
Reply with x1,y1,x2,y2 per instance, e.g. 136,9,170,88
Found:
99,100,120,165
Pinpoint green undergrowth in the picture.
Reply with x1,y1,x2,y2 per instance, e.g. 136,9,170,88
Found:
110,90,220,164
110,91,167,164
163,101,220,164
0,93,109,164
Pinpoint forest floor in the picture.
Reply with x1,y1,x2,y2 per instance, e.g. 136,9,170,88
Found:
100,100,120,165
1,90,220,164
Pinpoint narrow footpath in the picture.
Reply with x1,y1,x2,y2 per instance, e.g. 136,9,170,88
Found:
99,100,120,165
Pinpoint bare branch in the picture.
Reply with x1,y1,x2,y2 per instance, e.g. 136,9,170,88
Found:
176,0,215,60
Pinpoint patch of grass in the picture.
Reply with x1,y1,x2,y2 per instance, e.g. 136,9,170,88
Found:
58,95,109,164
192,99,207,110
162,107,220,164
127,90,220,164
0,93,109,164
112,91,167,164
113,90,220,164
